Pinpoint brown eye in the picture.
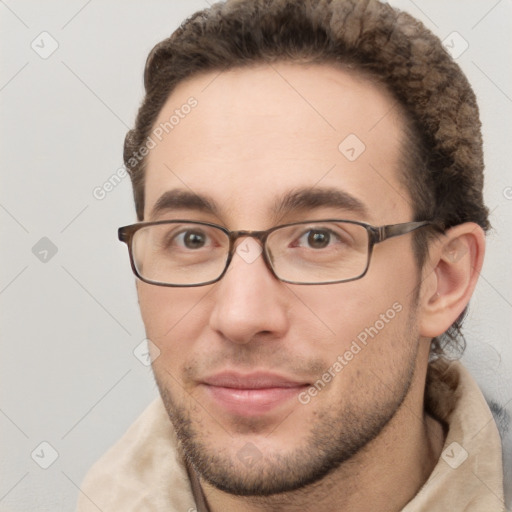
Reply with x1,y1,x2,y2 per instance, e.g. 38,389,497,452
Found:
182,230,207,249
307,230,331,249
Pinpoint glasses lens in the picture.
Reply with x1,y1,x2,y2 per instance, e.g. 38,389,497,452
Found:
267,221,369,283
131,222,229,285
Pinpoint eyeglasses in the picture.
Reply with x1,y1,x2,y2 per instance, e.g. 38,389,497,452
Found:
118,219,433,287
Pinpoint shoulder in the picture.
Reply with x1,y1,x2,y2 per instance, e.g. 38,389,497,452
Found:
76,397,196,512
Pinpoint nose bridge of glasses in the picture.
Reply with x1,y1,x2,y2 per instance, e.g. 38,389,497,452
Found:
228,229,268,248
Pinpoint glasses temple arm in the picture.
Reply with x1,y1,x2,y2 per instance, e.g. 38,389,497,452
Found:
376,221,436,242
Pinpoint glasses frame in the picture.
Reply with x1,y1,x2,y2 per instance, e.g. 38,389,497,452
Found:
118,219,434,287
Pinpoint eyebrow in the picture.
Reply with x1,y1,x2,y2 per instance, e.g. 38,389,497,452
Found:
149,186,368,222
271,187,369,220
150,189,220,219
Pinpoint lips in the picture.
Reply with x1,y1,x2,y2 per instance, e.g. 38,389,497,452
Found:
203,372,308,389
200,372,310,416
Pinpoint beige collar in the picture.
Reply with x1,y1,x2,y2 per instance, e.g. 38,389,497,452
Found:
401,358,505,511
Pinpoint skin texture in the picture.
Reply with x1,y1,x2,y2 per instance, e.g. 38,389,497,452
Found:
137,63,485,511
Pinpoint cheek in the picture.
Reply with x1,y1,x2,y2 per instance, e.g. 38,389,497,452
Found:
288,271,413,352
137,283,208,350
296,285,417,390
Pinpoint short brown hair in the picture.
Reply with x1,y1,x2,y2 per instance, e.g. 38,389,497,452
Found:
124,0,489,356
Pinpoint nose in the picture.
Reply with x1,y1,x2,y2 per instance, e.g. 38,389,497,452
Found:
208,238,290,345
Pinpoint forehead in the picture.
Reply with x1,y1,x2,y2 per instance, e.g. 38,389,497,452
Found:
144,62,412,225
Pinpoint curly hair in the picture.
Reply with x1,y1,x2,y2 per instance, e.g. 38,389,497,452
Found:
123,0,489,357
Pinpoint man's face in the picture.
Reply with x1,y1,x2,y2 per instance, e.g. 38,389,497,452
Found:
138,63,425,495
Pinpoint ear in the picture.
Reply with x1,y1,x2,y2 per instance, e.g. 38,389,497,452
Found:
419,222,486,338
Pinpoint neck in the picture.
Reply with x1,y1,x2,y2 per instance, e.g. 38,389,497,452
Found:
199,356,445,512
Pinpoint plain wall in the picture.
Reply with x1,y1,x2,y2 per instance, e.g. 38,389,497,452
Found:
1,1,510,510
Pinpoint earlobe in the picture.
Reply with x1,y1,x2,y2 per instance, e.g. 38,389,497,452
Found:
419,223,486,338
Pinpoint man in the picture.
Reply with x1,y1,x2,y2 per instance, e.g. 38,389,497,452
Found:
77,0,505,510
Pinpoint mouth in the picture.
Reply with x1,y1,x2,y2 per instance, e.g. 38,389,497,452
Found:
199,372,310,416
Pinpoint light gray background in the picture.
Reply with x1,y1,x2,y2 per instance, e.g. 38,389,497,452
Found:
1,1,511,511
